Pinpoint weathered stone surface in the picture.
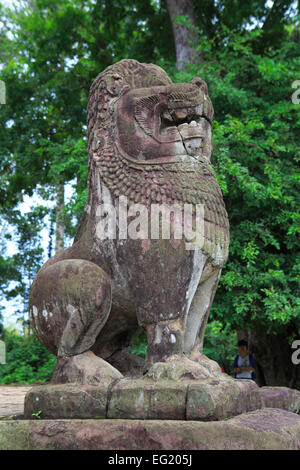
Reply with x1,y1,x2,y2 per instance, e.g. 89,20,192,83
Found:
107,349,145,378
189,352,222,376
146,354,218,381
107,378,186,420
260,386,300,414
28,59,230,382
24,383,108,419
51,351,123,386
0,409,299,450
186,376,263,421
29,259,112,357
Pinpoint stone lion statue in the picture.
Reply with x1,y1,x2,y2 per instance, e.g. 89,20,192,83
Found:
29,59,229,382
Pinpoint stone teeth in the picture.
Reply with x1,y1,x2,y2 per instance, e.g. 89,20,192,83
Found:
189,120,197,127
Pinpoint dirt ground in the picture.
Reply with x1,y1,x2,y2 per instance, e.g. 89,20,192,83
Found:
0,385,35,418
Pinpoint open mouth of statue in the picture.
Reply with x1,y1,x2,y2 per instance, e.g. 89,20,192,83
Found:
159,107,209,157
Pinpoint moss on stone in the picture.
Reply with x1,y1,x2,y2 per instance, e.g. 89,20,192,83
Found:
0,421,32,450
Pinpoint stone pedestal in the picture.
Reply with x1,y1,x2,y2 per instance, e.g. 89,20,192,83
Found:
0,377,298,450
0,409,300,450
24,375,263,421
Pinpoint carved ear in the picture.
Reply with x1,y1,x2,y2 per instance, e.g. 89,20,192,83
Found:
105,73,130,97
190,77,208,95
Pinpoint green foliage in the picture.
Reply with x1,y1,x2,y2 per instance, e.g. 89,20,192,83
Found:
0,207,46,329
202,321,237,374
0,329,56,384
193,0,298,51
0,0,173,211
31,410,42,419
130,330,147,358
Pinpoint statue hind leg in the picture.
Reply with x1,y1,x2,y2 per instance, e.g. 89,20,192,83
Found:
29,258,123,384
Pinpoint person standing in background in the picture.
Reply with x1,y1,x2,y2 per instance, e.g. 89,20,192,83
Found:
233,339,255,380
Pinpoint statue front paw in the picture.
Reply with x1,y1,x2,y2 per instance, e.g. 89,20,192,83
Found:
145,354,217,382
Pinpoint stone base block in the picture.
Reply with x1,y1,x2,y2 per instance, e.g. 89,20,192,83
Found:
24,383,108,419
1,409,300,450
186,376,262,420
24,375,263,421
260,386,300,414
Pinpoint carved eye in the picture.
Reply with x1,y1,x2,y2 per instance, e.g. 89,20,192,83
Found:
190,77,208,95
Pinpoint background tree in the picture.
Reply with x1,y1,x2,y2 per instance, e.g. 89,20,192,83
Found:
164,0,201,69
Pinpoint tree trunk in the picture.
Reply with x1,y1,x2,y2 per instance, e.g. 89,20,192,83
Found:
237,328,300,390
164,0,202,70
55,181,65,254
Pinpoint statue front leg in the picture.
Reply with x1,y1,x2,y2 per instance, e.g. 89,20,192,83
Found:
143,268,223,379
144,317,185,367
186,268,223,376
